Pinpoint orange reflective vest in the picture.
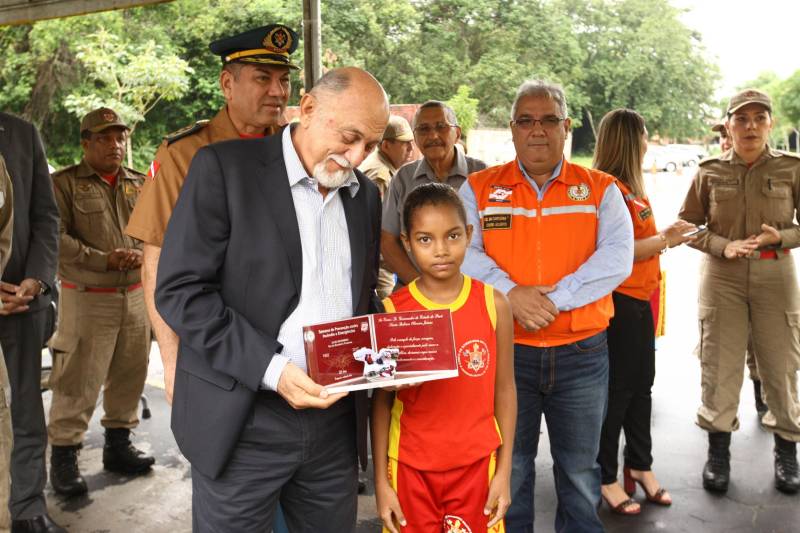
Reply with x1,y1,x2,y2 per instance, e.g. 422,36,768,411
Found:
468,159,616,347
615,181,660,301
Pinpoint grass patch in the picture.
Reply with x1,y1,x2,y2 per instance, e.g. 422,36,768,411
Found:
570,154,593,168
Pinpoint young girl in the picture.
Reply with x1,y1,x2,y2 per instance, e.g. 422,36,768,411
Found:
371,182,516,533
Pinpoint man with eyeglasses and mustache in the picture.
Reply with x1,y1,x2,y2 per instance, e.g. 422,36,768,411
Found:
125,24,298,407
48,108,153,498
381,100,486,286
460,79,633,532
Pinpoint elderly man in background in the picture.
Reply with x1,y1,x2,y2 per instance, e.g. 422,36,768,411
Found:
381,100,486,286
359,115,414,298
461,79,633,532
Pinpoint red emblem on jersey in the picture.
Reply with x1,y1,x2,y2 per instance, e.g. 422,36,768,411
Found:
444,515,472,533
457,340,489,377
147,160,160,180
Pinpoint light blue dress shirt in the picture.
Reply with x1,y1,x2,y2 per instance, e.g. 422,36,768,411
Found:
459,158,633,312
262,126,360,390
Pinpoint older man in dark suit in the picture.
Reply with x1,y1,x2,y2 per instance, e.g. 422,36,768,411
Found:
0,113,62,533
156,67,389,532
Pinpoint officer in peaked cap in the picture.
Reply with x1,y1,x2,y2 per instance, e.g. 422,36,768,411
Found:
209,23,299,68
125,24,299,409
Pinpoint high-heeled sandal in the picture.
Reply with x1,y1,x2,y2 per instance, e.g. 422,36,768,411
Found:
624,467,672,506
601,493,641,515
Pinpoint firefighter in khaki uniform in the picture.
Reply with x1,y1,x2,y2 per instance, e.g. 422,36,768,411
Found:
47,108,153,498
0,155,14,532
681,89,800,495
712,121,769,419
125,24,298,405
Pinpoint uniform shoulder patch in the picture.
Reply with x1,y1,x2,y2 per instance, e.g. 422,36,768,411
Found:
165,120,210,145
123,167,147,179
50,164,79,179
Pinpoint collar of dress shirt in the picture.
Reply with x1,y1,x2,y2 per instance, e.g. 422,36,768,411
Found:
282,125,360,197
517,157,563,190
414,146,469,182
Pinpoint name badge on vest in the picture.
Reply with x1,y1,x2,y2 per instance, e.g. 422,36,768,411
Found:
483,214,511,230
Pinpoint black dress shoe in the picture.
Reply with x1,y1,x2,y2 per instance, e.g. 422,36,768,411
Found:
11,514,67,533
702,431,731,493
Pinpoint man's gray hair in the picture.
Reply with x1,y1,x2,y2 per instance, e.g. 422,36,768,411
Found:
412,100,459,129
511,80,568,119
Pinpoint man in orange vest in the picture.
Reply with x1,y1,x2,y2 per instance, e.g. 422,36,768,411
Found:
461,80,633,532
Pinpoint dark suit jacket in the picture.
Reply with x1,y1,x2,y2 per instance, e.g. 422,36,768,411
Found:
0,112,59,312
156,132,381,479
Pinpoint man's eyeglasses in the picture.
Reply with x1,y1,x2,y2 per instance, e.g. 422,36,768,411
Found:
510,116,565,131
414,122,456,136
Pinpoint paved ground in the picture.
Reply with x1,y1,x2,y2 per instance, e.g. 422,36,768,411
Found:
41,167,800,532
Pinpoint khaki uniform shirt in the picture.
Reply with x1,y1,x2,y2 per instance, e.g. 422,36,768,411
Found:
680,147,800,257
0,155,12,273
358,149,397,199
382,148,486,236
53,160,145,287
125,106,280,246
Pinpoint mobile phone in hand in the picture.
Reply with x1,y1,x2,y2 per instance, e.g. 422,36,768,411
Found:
683,224,707,237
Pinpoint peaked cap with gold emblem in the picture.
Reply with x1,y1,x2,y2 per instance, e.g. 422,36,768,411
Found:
209,24,299,69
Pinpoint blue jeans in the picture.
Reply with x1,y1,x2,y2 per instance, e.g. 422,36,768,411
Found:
505,332,609,533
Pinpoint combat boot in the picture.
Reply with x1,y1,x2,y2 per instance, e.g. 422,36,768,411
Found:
103,428,155,475
774,435,800,494
702,431,731,493
753,380,768,420
49,444,88,497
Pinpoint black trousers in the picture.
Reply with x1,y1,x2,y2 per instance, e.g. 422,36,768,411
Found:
191,392,358,533
598,292,656,485
0,308,49,519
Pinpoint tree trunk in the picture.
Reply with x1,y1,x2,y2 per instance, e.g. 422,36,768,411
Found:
586,108,597,140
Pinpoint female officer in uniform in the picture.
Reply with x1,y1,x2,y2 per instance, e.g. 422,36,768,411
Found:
680,89,800,495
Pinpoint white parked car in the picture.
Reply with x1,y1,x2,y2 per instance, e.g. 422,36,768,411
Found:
643,146,682,172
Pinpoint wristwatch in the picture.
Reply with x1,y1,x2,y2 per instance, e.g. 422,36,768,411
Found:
36,279,49,295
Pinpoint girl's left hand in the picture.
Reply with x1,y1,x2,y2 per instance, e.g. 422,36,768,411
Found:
484,471,511,528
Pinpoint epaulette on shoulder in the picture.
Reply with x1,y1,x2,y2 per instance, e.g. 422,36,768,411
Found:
777,150,800,160
51,164,79,178
164,120,210,145
123,166,147,178
699,155,721,167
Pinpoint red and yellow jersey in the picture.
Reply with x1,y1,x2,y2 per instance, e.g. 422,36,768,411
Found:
383,275,502,472
615,181,660,301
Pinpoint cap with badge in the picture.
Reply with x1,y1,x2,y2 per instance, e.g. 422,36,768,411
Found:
80,107,129,135
383,115,413,142
209,24,299,69
726,88,772,115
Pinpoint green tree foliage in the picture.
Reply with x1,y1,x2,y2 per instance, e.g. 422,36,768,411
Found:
0,0,718,169
63,29,192,167
446,85,479,135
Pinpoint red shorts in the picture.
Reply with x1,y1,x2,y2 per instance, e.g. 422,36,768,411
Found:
385,453,505,533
